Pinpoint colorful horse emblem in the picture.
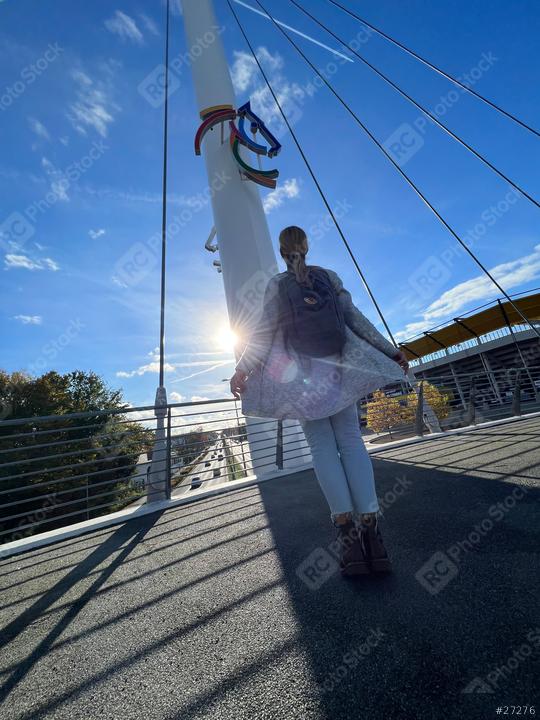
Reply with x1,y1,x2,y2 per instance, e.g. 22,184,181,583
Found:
194,101,281,189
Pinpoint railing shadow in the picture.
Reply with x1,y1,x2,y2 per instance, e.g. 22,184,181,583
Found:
0,511,162,704
0,423,538,719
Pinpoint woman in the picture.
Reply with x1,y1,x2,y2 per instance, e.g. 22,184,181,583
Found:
230,226,408,577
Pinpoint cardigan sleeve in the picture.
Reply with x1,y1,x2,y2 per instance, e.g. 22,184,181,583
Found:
325,269,398,359
235,275,281,374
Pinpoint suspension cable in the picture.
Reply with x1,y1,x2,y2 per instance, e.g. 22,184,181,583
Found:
225,0,399,348
247,0,540,339
159,0,171,387
327,0,540,139
289,0,540,210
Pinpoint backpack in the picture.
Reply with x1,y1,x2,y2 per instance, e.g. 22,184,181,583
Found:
279,267,347,358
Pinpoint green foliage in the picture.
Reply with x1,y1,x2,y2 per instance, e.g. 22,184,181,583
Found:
0,370,151,544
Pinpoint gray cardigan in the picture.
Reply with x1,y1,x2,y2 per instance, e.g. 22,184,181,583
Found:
236,268,404,420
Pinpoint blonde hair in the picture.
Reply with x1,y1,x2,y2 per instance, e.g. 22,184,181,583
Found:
279,225,311,287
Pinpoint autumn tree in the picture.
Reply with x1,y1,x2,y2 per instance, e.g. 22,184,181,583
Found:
401,382,451,424
366,391,404,433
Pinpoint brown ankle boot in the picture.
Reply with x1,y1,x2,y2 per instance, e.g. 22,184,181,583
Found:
335,520,370,576
361,515,392,573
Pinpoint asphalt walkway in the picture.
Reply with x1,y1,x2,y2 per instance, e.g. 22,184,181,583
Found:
1,418,538,719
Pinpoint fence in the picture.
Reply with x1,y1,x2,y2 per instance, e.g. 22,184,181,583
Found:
360,364,540,442
1,364,538,545
0,398,310,547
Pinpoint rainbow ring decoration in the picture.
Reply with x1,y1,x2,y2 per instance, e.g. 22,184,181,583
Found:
194,101,281,189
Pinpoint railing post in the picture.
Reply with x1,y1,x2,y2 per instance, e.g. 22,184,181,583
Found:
234,399,248,473
147,386,169,503
166,407,172,498
511,370,522,417
414,380,425,436
406,372,442,433
276,419,283,469
465,377,477,426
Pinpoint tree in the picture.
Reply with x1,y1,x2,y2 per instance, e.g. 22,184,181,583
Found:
401,382,451,424
366,391,404,433
0,370,151,544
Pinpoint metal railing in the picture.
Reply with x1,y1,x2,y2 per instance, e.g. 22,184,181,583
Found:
2,363,538,544
0,398,310,546
360,364,540,443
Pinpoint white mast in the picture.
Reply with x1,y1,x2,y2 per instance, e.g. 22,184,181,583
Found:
181,0,310,475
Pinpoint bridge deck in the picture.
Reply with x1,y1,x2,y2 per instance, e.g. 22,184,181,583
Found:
1,418,539,720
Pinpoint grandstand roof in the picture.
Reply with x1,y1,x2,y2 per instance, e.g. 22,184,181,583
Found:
399,291,540,360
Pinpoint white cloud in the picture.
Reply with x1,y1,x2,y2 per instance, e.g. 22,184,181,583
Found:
104,11,143,44
118,344,234,381
67,68,118,138
83,185,206,208
14,314,42,325
42,257,60,271
28,117,50,141
117,358,230,378
170,0,183,16
231,47,283,93
396,243,540,340
232,1,353,62
4,254,59,271
170,391,185,402
89,228,106,239
263,178,300,213
111,275,127,289
172,360,234,383
117,361,175,378
191,396,210,402
41,157,69,201
230,48,308,134
139,13,159,36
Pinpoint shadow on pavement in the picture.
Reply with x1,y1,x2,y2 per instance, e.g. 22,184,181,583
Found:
0,428,538,720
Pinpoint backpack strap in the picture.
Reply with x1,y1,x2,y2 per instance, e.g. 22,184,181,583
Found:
278,273,311,373
277,274,290,354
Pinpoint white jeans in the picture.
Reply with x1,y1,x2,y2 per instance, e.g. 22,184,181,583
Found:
300,403,379,517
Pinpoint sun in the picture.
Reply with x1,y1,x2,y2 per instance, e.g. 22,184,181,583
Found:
217,324,239,353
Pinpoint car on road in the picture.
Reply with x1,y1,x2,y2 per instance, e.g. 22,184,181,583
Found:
190,477,202,490
205,461,211,467
213,468,221,477
217,455,223,460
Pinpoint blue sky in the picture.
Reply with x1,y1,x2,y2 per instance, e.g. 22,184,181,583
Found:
1,0,539,409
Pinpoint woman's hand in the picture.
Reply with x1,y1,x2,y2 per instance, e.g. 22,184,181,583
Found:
230,369,248,399
393,350,409,374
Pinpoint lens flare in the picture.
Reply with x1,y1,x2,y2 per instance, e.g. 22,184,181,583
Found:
218,325,239,353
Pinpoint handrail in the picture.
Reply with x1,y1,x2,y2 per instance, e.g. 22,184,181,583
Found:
0,397,236,429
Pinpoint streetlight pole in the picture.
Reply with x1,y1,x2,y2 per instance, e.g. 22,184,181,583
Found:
148,0,171,504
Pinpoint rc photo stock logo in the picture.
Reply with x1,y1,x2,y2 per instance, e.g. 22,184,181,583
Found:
0,211,35,251
408,254,453,301
138,24,226,108
415,485,528,596
138,63,181,108
296,546,340,591
462,627,540,695
382,51,498,167
113,240,160,288
383,122,425,167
